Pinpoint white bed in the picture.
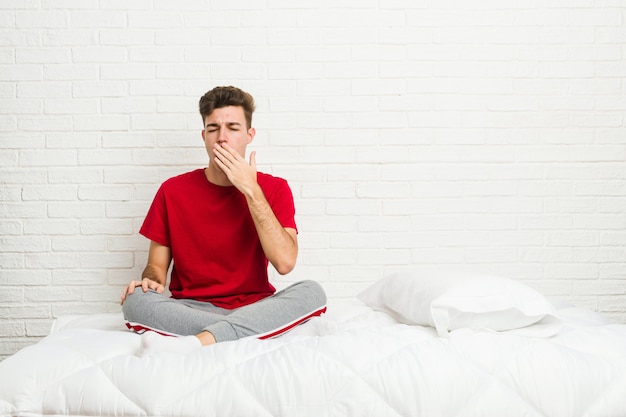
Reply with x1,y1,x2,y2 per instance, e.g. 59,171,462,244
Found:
1,271,626,417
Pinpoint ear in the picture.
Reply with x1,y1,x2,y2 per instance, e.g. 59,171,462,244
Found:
201,129,206,142
247,127,256,144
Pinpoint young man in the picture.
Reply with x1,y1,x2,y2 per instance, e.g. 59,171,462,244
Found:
120,86,326,356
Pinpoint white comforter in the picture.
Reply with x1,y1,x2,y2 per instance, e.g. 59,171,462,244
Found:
1,303,626,417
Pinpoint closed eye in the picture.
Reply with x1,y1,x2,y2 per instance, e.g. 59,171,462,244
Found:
205,122,242,132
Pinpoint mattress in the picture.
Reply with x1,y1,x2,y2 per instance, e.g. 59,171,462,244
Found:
1,301,626,417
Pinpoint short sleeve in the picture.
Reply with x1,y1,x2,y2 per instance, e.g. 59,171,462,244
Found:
139,184,171,247
263,176,297,233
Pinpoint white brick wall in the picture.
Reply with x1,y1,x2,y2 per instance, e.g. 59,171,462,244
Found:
1,1,625,359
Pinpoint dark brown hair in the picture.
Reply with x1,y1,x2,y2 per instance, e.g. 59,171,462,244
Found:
199,86,255,129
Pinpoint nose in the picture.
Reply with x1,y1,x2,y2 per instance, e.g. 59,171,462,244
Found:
217,128,227,144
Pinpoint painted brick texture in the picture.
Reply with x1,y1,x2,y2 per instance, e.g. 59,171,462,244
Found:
1,0,625,359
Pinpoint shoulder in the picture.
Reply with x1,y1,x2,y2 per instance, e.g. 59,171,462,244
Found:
256,172,294,206
257,171,290,191
161,169,204,189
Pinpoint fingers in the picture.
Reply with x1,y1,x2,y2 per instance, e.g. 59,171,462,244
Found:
212,144,258,192
120,278,163,305
249,151,256,171
144,278,164,294
120,280,141,305
213,142,232,159
213,143,241,171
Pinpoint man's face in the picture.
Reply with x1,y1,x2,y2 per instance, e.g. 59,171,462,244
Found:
202,105,254,163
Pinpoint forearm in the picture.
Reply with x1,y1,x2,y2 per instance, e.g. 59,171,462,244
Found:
121,242,169,304
245,187,298,275
212,143,298,273
141,264,167,286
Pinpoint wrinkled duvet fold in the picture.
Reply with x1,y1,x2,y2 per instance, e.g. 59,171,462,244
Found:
1,303,626,417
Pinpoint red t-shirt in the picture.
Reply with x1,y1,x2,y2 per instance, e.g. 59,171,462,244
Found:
139,168,297,309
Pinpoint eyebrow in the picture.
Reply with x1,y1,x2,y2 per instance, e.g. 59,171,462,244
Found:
205,121,243,129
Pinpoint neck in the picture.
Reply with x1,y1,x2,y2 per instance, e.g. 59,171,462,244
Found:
204,165,232,187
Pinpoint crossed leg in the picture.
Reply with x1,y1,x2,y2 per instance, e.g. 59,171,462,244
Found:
122,280,327,356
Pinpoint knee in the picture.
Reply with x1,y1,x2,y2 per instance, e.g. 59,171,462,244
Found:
297,280,327,307
121,289,156,320
121,290,139,319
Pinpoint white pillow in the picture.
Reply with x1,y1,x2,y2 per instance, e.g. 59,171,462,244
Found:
357,270,561,337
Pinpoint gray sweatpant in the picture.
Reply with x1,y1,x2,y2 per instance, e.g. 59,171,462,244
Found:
122,280,327,342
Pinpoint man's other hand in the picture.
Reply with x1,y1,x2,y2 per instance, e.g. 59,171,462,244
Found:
120,278,165,305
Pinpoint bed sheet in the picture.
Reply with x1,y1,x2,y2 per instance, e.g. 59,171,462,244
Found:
1,302,626,417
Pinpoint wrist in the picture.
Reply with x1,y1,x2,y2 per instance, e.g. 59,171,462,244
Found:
243,183,264,203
